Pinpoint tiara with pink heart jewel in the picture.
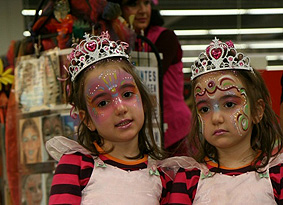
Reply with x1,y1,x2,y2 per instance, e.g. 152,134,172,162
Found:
68,31,129,81
191,37,253,80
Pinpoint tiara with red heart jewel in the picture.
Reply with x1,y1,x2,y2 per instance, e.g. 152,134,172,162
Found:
68,31,129,81
191,37,253,80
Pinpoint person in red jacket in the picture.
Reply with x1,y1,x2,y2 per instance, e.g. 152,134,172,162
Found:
111,0,192,156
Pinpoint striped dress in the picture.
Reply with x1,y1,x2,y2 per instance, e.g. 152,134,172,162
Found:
167,155,283,204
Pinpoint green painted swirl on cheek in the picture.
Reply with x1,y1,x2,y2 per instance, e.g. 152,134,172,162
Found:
237,87,249,132
238,114,249,131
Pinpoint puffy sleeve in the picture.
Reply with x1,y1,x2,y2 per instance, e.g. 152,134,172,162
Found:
168,167,201,205
158,156,202,205
49,152,94,204
269,153,283,204
46,136,94,204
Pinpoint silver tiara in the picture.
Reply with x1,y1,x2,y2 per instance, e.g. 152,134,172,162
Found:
191,37,253,80
68,31,129,81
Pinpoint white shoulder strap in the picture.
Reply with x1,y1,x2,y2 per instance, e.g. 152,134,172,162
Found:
45,136,91,161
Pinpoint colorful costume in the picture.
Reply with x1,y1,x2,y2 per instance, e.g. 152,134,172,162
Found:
46,136,172,204
165,155,283,204
141,25,192,150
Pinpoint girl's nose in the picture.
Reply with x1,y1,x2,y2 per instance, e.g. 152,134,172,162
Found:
211,110,224,125
114,98,128,115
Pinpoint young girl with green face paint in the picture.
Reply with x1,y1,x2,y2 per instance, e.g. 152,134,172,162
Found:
167,38,283,204
45,32,172,204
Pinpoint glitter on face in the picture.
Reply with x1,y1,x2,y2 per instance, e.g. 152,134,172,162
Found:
195,72,251,138
84,68,143,124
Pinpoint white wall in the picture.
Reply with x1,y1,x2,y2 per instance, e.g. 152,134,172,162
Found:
0,0,24,56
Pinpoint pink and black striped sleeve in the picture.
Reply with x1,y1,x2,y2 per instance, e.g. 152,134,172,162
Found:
269,163,283,204
167,168,200,205
49,152,94,205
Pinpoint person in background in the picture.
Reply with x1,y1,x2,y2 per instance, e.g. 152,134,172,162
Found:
108,0,192,156
20,118,42,164
21,174,43,205
168,38,283,204
46,31,172,204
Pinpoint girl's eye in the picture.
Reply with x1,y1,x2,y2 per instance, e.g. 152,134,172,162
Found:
199,106,210,113
225,102,235,108
123,91,133,98
98,100,109,107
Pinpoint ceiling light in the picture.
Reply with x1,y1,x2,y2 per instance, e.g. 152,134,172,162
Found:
21,9,42,16
266,66,283,71
160,8,283,16
266,55,283,61
23,31,31,37
181,41,283,51
175,28,283,36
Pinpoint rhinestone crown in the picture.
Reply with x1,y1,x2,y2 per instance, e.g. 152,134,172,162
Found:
68,31,129,81
191,38,253,80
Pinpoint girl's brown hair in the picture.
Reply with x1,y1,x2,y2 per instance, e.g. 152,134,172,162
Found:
66,58,166,160
189,68,283,171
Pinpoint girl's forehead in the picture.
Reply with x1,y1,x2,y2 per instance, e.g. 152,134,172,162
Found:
85,66,132,83
194,71,244,90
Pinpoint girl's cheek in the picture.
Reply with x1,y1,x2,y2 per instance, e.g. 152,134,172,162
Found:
129,93,142,108
231,104,250,136
87,105,111,124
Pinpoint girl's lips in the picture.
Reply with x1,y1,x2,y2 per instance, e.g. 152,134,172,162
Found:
213,129,227,136
115,119,133,128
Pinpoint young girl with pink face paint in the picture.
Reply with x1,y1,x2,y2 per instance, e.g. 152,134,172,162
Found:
167,38,283,204
45,32,171,204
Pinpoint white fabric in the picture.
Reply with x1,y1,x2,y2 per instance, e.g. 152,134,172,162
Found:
46,136,162,205
46,136,91,161
193,154,283,205
81,157,162,205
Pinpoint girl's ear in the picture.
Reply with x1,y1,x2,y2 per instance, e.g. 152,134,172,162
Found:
253,99,265,124
79,110,96,131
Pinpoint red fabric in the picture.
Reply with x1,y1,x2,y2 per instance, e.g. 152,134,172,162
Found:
5,84,20,205
144,26,192,148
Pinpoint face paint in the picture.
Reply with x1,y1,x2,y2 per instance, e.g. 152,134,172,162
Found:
233,88,249,135
85,68,142,124
195,72,251,139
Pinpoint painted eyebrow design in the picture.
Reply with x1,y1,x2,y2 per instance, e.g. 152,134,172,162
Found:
119,82,136,90
89,83,137,102
195,99,208,107
196,94,241,106
89,92,108,104
220,94,241,101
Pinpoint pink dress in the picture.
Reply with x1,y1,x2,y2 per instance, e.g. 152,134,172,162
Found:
46,136,162,205
160,155,283,204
